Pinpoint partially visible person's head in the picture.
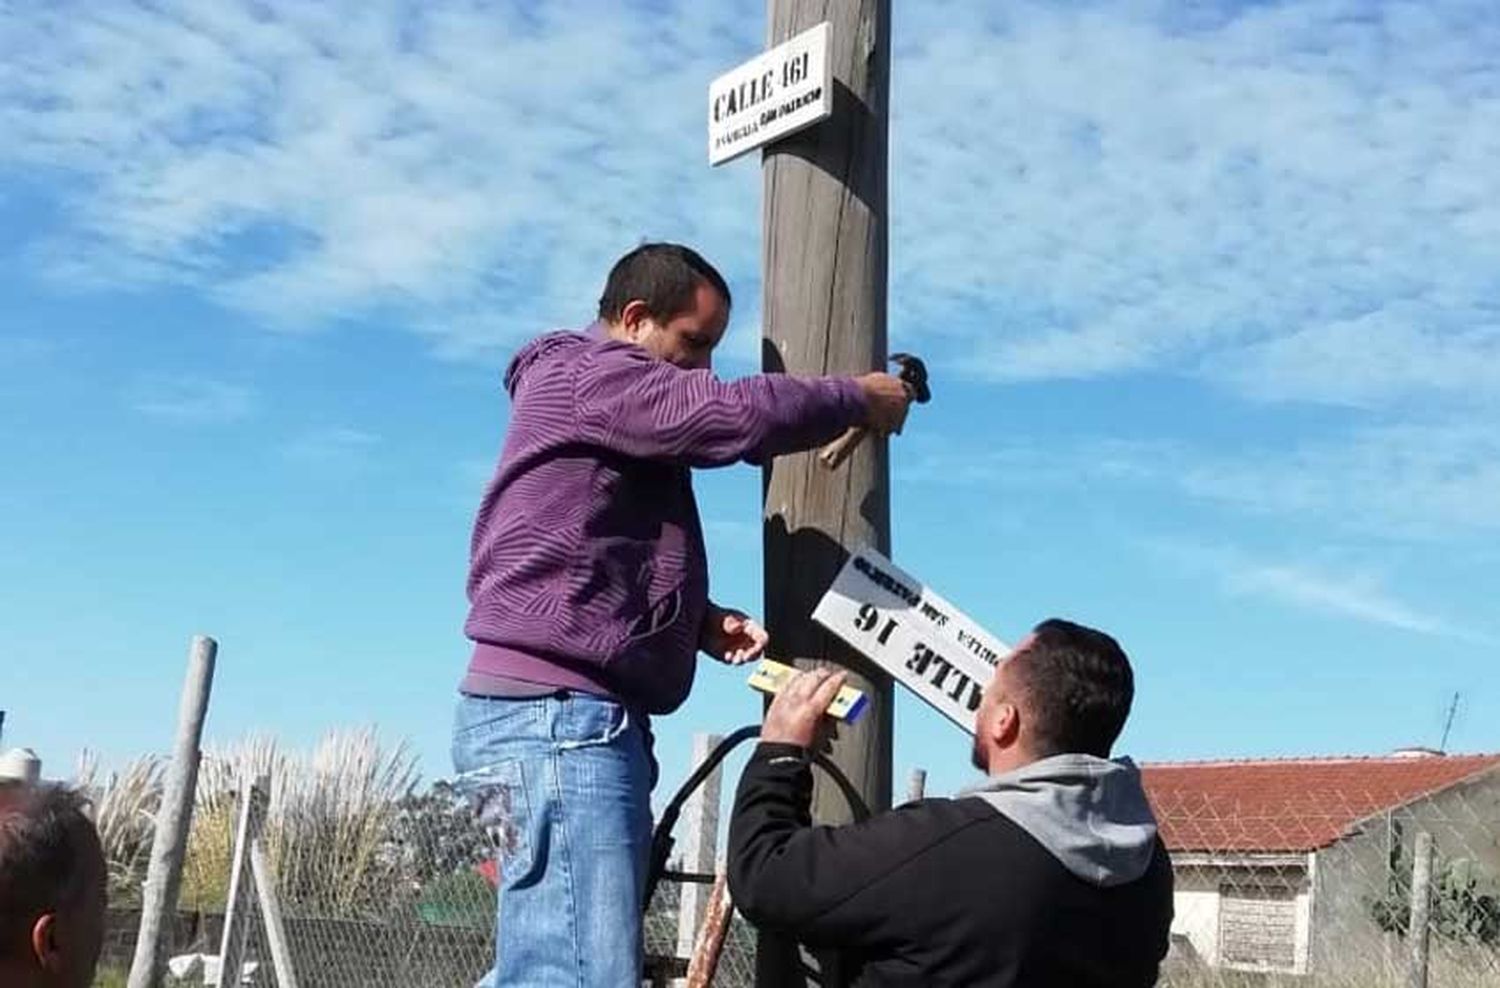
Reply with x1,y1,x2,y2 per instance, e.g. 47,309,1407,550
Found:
972,619,1135,774
598,243,732,370
0,783,107,988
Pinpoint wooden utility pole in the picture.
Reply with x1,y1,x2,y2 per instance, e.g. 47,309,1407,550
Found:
759,1,890,983
762,0,891,827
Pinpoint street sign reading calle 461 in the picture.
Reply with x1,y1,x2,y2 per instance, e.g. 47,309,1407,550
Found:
813,548,1011,736
708,22,832,166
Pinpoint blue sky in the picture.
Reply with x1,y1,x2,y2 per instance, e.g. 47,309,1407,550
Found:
2,0,1497,804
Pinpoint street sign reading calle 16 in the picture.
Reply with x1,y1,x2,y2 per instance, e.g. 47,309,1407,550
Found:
813,547,1012,736
708,22,832,166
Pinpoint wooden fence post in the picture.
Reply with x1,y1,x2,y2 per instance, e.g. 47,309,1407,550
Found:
686,871,734,988
128,635,217,988
1407,830,1435,988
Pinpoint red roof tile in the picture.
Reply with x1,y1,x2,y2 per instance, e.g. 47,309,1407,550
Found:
1141,753,1500,853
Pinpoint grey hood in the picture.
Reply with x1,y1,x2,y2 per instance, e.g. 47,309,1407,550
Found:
959,754,1160,887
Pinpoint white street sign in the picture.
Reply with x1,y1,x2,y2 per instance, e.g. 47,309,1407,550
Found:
708,22,832,166
813,547,1011,736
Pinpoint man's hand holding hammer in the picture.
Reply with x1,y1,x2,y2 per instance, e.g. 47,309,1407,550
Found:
825,353,930,468
855,371,915,437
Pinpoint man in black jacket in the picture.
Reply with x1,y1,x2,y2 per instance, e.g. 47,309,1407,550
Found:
728,618,1173,987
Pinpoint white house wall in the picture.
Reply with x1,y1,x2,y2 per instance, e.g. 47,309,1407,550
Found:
1171,884,1222,965
1168,859,1312,975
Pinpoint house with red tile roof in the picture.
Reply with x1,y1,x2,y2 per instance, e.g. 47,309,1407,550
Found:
1140,750,1500,980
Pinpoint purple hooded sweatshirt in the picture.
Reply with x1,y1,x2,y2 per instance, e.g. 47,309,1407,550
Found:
463,326,867,715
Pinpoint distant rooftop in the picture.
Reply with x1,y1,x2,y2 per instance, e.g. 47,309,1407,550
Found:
1141,752,1500,853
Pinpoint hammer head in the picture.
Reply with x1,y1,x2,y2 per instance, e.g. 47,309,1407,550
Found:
889,352,931,403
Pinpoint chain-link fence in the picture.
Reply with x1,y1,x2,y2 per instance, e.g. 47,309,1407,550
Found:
691,760,1500,987
86,732,494,987
85,737,1499,987
194,735,494,988
1146,764,1500,988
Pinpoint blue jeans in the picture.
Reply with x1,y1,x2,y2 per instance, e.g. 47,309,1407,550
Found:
452,692,654,988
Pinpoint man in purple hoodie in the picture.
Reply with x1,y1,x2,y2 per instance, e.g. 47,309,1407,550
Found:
454,243,913,986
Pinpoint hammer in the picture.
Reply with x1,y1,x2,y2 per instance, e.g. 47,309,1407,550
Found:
818,352,930,470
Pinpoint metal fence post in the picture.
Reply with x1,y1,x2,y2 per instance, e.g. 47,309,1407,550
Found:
906,767,927,803
218,772,269,986
251,838,300,988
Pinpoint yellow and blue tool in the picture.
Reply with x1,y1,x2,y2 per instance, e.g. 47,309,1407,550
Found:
747,658,869,723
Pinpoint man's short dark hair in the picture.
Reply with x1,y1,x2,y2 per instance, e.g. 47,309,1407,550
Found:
0,782,99,957
597,243,732,323
1010,619,1135,758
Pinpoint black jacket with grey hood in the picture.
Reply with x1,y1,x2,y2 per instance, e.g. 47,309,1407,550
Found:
728,743,1174,987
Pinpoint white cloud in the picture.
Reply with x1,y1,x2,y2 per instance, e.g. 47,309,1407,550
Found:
1204,307,1500,408
1227,563,1454,638
0,0,764,355
125,376,255,424
2,0,1497,424
902,420,1500,540
1179,421,1500,537
890,0,1500,408
279,425,381,468
1149,538,1487,642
